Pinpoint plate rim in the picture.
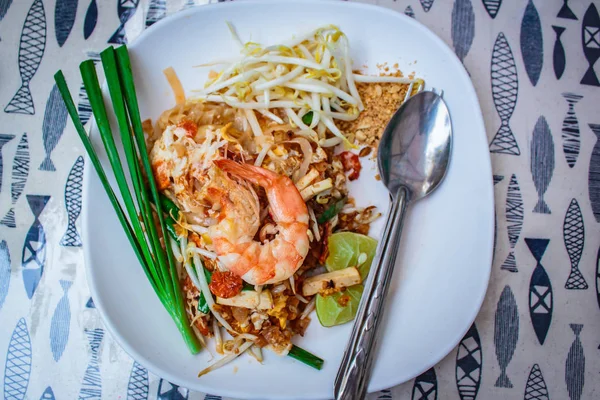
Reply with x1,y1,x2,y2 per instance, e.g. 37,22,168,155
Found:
82,1,494,398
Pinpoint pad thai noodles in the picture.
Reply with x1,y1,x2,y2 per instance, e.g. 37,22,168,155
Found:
145,25,422,375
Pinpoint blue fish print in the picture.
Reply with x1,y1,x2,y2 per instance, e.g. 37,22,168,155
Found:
86,297,95,308
419,0,434,12
78,328,104,400
455,323,482,400
77,52,101,126
404,6,415,18
451,0,474,63
108,0,140,44
40,386,56,400
83,0,97,39
524,364,548,400
55,0,78,47
520,0,543,86
581,4,600,86
0,0,13,21
127,361,149,400
4,0,46,115
564,199,587,289
553,26,566,80
411,367,437,400
558,0,577,20
481,0,501,19
589,124,600,222
50,280,72,362
40,84,68,171
525,238,553,345
561,93,583,168
60,156,84,247
4,318,32,400
0,240,10,311
22,194,50,299
182,0,197,9
77,82,92,126
502,174,523,272
1,133,30,228
157,379,188,400
566,324,585,400
492,175,504,263
146,0,167,28
597,246,600,317
490,33,520,155
376,389,392,399
531,116,554,214
0,134,15,193
494,285,519,388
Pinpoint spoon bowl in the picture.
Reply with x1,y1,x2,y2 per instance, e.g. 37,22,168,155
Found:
378,91,452,201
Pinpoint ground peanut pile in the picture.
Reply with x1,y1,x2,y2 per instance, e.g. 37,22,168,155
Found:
339,77,421,152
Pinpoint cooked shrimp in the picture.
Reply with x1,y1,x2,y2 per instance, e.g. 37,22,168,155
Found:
208,159,310,285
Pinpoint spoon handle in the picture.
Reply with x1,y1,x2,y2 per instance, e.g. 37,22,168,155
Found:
334,186,409,400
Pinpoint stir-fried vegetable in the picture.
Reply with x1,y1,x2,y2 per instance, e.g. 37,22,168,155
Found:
288,345,324,370
317,197,346,224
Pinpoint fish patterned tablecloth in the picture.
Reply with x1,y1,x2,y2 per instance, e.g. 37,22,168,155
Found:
0,0,599,399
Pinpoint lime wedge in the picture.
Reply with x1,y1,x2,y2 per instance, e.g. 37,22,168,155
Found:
315,285,364,327
315,232,378,327
325,232,378,279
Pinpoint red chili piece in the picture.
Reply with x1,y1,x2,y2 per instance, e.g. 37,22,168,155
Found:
209,270,243,299
340,151,362,181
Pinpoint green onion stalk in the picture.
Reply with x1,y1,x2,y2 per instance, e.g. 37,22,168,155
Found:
55,45,200,354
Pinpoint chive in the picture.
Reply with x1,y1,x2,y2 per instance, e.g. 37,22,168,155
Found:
317,197,346,224
99,47,167,290
302,111,313,125
160,194,180,220
288,345,324,370
53,72,167,308
79,60,157,275
114,45,201,354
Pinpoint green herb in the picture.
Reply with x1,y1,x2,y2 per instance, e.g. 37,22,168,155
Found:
288,345,324,370
317,197,347,224
55,45,201,354
160,194,180,220
302,111,313,125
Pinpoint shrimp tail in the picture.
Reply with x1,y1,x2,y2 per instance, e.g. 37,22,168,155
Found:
214,159,275,187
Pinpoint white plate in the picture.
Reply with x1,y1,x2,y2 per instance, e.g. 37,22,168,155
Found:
83,1,494,399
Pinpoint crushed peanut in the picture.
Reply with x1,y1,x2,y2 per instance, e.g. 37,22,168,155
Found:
339,74,420,153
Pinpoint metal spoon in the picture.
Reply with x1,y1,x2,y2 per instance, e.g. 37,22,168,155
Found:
334,90,452,400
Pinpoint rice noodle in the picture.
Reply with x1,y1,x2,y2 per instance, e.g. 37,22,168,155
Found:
285,137,312,182
163,67,186,105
